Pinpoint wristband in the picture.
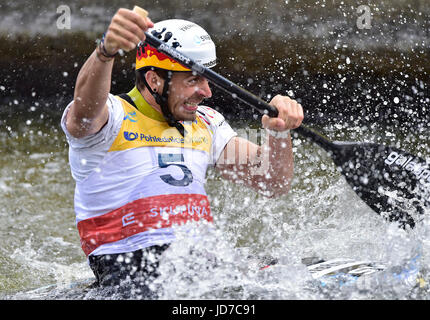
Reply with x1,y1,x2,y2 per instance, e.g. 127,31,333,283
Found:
96,33,118,59
265,128,290,139
95,45,115,62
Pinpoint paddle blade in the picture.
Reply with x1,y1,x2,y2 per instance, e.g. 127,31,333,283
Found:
330,142,430,228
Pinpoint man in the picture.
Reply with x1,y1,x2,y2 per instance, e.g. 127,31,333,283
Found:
61,8,303,296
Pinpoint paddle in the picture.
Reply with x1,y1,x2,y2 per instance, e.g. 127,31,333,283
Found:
134,7,430,228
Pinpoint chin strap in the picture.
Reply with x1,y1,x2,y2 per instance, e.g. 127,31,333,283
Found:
142,71,186,137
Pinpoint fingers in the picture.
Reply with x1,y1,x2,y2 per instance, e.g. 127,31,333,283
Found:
104,8,154,54
262,95,304,131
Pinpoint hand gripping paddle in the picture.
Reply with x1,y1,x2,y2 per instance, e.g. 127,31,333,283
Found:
133,6,430,228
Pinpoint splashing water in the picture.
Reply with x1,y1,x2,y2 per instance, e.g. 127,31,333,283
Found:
1,118,429,300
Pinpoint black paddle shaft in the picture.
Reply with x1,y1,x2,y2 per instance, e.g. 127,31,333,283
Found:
143,32,430,228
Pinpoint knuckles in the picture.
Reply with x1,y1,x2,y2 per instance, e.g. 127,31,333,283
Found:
267,94,304,129
270,95,302,114
116,8,128,16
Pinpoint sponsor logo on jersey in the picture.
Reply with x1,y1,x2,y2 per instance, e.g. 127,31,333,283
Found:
124,111,138,122
123,131,208,144
124,131,139,141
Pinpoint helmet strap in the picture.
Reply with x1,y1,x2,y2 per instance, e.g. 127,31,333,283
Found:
142,70,186,137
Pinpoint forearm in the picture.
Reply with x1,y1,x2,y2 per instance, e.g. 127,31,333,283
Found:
69,50,113,129
66,8,153,138
74,50,113,115
258,131,294,197
217,133,294,197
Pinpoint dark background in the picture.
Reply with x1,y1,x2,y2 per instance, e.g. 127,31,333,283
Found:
0,0,429,129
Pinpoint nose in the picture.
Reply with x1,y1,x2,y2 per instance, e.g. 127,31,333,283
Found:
196,79,212,98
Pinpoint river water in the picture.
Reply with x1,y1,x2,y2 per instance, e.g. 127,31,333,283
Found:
1,0,429,300
0,109,429,299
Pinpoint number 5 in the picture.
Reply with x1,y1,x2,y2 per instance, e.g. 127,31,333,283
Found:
158,153,193,186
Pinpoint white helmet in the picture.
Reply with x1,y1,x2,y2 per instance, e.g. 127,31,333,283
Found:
136,19,217,71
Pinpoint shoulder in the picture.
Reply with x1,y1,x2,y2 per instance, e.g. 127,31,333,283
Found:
196,106,237,165
61,93,124,146
196,105,227,128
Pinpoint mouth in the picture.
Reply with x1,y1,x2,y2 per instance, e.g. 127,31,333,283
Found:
182,102,199,112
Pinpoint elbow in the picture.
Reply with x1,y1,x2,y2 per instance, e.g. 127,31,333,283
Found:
65,104,96,138
261,166,294,198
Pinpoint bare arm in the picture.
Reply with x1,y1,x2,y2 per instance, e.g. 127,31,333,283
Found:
216,95,303,197
66,8,153,138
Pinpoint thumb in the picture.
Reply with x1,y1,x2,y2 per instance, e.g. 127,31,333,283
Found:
261,114,269,129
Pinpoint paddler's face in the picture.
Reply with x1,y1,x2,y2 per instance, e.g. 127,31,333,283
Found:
166,72,212,121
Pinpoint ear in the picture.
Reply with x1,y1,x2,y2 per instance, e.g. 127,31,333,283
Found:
145,70,163,91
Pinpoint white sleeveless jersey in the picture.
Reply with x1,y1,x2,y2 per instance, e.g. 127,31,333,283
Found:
61,94,237,256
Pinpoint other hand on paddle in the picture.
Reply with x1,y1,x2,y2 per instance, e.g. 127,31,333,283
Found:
262,95,304,133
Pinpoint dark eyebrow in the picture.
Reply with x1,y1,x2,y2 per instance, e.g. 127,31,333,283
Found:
185,74,200,79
